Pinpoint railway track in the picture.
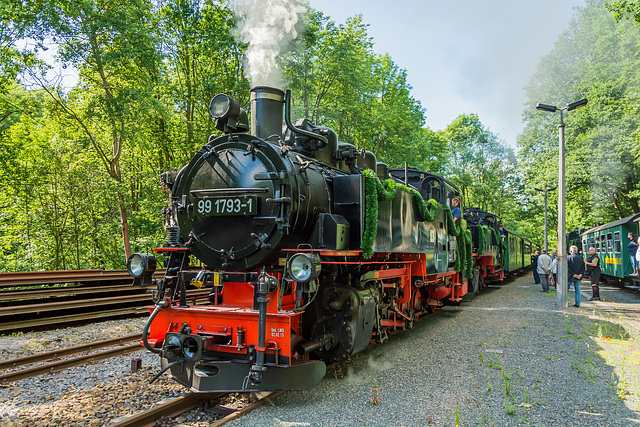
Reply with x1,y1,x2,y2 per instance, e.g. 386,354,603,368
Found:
110,391,283,427
0,334,144,383
0,270,139,288
0,327,282,426
0,269,208,332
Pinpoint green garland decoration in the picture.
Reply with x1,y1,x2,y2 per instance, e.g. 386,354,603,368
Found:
478,224,489,253
361,170,474,277
477,224,506,266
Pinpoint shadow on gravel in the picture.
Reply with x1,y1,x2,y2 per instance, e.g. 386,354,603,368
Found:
228,273,640,427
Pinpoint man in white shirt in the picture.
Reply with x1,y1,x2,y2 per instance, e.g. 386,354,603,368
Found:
537,249,553,292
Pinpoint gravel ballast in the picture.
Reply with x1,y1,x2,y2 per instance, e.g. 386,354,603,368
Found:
1,274,639,426
229,274,640,426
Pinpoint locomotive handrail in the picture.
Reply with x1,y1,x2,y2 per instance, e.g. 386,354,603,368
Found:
190,188,268,195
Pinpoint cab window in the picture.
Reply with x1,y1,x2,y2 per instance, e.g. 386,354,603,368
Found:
421,178,442,203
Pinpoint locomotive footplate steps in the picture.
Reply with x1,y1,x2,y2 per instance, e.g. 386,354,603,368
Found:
160,357,326,392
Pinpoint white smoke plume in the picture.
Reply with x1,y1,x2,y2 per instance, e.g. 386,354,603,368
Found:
230,0,307,89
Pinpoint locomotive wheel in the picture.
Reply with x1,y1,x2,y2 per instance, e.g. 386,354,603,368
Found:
411,289,422,313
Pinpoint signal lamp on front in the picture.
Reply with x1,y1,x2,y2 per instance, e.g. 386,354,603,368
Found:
126,253,157,285
288,252,321,283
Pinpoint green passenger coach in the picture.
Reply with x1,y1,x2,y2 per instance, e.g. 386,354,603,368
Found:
580,213,640,281
502,229,533,273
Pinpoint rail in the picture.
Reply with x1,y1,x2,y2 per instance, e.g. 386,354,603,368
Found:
0,269,165,288
0,269,207,332
0,334,144,383
110,391,283,427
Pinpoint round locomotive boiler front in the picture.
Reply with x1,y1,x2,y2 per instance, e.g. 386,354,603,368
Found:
173,134,334,271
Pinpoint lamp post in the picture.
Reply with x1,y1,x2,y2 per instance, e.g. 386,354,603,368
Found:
534,186,557,252
535,98,587,308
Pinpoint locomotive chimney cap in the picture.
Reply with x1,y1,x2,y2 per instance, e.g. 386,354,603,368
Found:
250,86,285,102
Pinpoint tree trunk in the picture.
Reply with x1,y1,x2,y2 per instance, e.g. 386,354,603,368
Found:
117,192,132,261
611,192,623,219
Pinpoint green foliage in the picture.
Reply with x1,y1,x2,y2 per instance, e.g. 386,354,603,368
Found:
606,0,640,23
282,12,439,172
1,2,529,270
520,0,640,234
442,114,520,219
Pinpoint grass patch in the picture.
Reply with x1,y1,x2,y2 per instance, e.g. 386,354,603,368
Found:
488,357,503,370
584,320,630,341
504,401,516,415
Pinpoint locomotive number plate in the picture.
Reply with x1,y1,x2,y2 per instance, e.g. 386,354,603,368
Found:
196,196,257,216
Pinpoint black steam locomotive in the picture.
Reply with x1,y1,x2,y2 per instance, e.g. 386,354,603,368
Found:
129,86,483,392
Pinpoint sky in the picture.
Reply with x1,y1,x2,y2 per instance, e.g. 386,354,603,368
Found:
306,0,585,149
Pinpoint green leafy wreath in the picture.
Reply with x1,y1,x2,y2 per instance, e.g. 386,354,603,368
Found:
477,224,506,267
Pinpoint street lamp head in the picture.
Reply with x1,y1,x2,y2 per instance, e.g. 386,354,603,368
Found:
536,103,558,112
534,186,557,192
566,98,588,111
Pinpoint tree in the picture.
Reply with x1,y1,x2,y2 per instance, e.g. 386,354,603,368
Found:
15,0,162,261
440,114,518,218
606,0,640,23
156,0,248,155
282,11,435,170
520,0,640,230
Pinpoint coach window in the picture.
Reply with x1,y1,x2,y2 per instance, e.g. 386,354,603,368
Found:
606,232,613,253
600,234,607,253
613,231,622,253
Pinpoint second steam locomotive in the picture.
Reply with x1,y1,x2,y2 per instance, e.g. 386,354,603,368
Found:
128,86,531,392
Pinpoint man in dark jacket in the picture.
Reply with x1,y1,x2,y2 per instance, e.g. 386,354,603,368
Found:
567,245,585,307
585,247,602,301
532,250,540,284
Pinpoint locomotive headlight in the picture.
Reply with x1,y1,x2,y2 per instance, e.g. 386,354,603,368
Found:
288,253,321,283
127,253,157,278
209,93,240,120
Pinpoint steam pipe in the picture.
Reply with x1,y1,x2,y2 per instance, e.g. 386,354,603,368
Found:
149,360,180,384
294,340,323,355
284,90,328,145
142,299,169,355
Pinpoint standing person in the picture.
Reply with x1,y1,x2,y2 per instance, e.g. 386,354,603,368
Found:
585,247,601,301
628,232,639,276
550,250,558,289
567,245,584,307
532,250,540,285
537,249,553,292
451,196,461,225
636,236,640,272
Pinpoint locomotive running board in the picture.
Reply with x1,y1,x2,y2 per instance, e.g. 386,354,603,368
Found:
161,358,326,392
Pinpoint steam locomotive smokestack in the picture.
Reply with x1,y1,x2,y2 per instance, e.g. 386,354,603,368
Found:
250,86,284,139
